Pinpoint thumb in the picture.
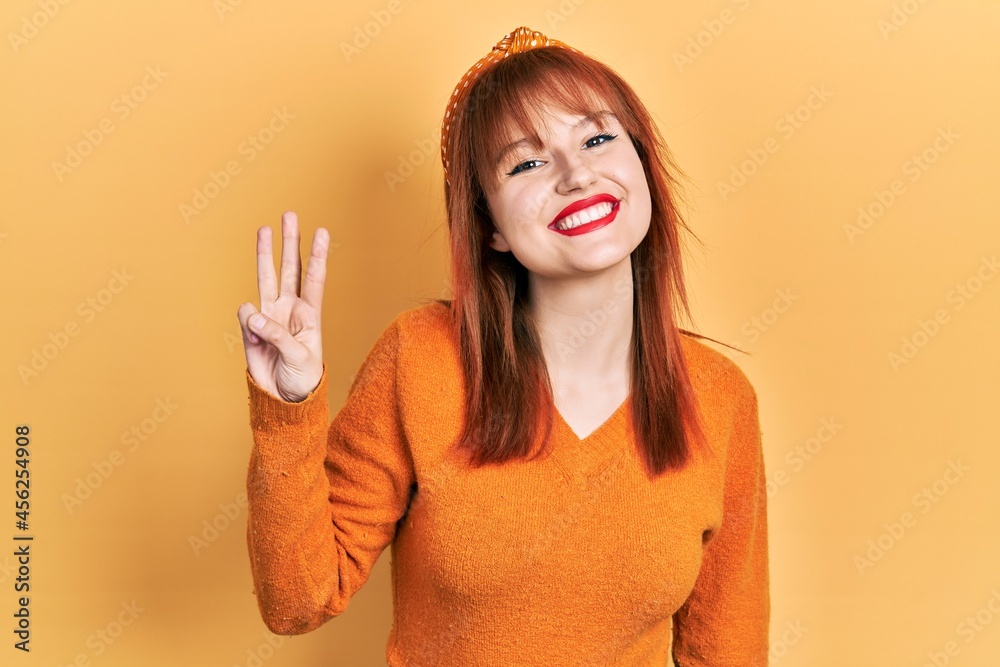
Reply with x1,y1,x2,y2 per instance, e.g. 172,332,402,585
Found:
248,313,267,335
247,312,301,361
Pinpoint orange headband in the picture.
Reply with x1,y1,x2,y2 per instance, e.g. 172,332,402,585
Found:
440,26,581,186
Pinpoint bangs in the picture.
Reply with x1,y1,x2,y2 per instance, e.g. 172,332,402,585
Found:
462,48,640,193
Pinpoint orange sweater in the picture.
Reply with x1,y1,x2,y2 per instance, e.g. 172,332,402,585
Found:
244,301,769,666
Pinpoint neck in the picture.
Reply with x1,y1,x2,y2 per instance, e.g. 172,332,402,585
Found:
527,257,634,386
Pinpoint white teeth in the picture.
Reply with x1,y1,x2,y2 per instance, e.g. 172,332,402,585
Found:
555,201,614,230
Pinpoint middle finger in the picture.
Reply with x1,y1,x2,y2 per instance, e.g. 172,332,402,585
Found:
278,210,302,297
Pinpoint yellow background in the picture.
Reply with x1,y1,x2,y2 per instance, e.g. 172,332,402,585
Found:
3,0,999,664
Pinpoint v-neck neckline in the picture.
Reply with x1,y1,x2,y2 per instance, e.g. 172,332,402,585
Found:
548,397,631,486
553,396,630,443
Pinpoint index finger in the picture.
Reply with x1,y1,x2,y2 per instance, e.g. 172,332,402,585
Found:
278,210,302,298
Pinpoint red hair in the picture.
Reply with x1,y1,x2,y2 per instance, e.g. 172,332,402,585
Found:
431,46,723,477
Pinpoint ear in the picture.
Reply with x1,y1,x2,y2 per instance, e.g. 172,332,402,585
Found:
489,228,511,252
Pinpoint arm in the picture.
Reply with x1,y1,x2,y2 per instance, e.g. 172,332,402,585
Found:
672,382,770,666
245,319,415,635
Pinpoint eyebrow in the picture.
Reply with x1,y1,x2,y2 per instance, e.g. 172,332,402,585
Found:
494,110,617,168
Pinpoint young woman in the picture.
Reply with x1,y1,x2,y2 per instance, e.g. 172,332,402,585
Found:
237,26,769,666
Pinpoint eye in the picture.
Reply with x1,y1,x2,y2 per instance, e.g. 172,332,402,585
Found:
507,159,543,176
585,132,618,148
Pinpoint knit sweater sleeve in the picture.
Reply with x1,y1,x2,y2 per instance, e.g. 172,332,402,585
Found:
244,319,415,635
671,378,770,666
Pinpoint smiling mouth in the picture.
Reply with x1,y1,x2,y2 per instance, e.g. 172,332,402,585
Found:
552,201,615,230
550,200,620,236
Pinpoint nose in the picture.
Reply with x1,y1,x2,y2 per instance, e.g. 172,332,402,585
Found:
554,153,597,194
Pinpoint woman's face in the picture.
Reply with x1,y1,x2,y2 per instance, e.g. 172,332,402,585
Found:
483,102,652,283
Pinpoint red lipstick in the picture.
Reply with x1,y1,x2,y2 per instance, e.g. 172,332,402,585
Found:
549,194,620,237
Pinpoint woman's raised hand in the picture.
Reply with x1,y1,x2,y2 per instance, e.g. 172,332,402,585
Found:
237,211,330,403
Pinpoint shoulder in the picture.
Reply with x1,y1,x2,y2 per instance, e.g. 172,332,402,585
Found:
349,301,454,377
344,301,458,404
389,300,455,350
394,299,453,333
679,333,762,461
383,300,461,375
384,301,465,423
678,331,757,408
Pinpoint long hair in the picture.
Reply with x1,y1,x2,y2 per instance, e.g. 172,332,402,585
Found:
433,46,724,478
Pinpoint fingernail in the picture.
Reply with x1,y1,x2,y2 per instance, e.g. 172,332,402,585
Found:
249,314,265,332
